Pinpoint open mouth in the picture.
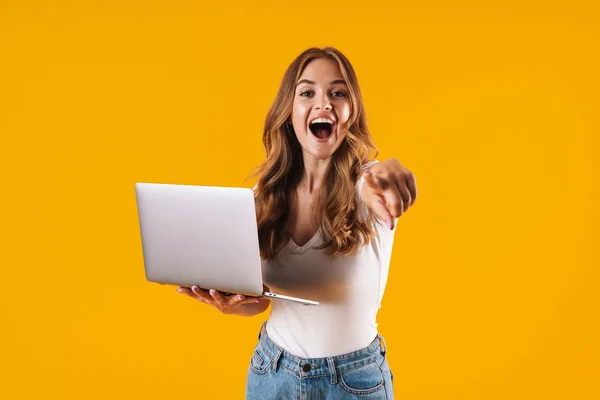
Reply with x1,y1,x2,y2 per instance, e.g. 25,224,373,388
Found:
309,118,335,140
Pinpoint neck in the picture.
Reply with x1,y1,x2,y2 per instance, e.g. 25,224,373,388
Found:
300,151,330,193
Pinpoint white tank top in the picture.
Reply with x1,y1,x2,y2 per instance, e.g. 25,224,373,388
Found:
260,168,397,358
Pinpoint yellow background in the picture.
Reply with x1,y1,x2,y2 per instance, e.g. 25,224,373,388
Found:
1,1,598,399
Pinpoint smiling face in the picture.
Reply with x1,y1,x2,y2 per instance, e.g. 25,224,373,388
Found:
291,57,351,161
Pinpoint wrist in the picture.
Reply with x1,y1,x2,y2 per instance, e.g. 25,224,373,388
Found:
234,298,270,317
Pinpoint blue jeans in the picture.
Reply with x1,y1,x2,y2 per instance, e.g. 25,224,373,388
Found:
246,322,394,399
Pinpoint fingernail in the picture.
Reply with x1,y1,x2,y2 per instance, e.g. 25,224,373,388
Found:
177,288,183,293
238,295,244,300
192,286,198,291
387,221,393,230
209,289,216,295
255,299,261,303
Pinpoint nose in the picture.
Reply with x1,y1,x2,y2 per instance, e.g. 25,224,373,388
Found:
314,92,332,111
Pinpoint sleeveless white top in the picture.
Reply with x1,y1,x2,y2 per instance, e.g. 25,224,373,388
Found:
259,165,397,358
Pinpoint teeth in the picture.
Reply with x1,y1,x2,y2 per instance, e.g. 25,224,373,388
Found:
310,118,334,125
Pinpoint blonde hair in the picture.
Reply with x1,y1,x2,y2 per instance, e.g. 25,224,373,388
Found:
251,47,378,260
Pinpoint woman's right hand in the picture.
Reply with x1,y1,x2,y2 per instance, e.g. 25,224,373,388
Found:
177,285,265,315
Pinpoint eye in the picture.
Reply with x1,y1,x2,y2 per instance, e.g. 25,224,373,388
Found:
299,90,314,97
330,91,347,98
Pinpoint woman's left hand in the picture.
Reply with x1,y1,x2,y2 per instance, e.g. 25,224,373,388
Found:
362,158,418,230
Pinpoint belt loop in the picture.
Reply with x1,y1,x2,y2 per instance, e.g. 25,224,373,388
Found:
379,334,387,356
327,357,337,385
272,348,283,372
258,321,267,340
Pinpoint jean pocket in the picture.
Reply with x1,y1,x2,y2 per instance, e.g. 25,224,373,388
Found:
249,345,271,375
339,361,386,396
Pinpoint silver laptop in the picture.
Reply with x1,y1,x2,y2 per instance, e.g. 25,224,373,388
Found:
134,182,319,306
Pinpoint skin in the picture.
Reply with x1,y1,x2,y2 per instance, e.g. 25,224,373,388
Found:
291,57,351,192
362,158,418,230
177,285,270,317
178,58,418,315
287,58,352,246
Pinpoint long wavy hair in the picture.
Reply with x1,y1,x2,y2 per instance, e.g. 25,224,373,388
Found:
251,47,379,260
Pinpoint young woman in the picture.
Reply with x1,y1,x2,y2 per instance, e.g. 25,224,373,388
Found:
178,47,417,399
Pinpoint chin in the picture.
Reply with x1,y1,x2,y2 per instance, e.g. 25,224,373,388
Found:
296,131,346,160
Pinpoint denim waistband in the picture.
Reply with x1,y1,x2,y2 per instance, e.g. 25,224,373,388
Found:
255,321,388,382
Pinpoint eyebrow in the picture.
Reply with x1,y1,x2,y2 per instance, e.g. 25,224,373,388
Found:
296,79,347,86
